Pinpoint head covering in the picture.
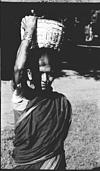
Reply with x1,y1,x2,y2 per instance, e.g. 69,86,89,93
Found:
21,18,65,51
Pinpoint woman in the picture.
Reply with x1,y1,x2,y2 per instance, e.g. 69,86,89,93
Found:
12,14,72,170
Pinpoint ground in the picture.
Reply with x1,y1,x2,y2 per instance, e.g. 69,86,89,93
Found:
1,69,100,169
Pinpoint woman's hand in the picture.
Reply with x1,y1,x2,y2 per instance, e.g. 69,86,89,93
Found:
21,15,37,41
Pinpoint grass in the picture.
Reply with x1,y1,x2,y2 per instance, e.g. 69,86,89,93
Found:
64,100,100,169
1,128,16,169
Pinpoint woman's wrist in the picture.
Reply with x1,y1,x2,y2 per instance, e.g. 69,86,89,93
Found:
23,31,32,41
22,28,38,48
21,39,32,47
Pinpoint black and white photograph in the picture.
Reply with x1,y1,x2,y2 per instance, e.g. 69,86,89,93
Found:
1,0,100,170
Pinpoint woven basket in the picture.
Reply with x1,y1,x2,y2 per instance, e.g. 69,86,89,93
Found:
37,19,64,50
21,18,64,50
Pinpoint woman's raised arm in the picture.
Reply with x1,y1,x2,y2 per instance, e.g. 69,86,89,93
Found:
13,15,37,89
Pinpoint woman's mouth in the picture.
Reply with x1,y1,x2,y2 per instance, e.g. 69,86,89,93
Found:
41,83,46,87
41,82,48,89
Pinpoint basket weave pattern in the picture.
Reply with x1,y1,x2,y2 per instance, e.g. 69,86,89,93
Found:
21,19,64,50
37,19,64,49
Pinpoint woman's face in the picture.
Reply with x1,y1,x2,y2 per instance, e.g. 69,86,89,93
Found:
38,53,54,91
27,49,56,91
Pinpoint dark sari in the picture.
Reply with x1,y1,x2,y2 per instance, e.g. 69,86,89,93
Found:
12,89,72,169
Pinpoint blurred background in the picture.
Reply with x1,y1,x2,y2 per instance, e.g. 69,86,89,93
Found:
1,2,100,80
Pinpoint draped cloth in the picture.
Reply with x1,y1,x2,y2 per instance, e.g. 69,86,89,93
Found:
12,89,72,170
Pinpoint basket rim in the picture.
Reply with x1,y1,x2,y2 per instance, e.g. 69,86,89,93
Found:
37,18,64,28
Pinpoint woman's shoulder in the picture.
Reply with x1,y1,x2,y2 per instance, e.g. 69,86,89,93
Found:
52,91,71,105
11,89,29,111
12,89,24,103
52,91,67,98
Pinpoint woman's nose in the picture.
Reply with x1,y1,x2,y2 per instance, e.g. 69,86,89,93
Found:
41,73,47,82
